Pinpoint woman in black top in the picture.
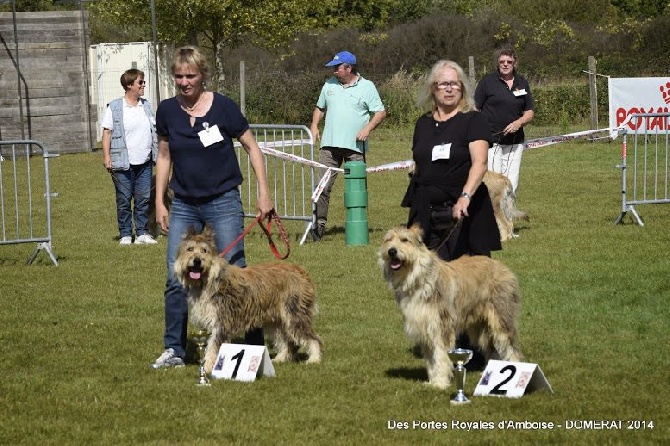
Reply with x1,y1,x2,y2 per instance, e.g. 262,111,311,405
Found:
402,60,500,260
474,44,534,194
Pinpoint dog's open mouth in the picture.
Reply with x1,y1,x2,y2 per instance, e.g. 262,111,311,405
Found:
386,247,404,271
389,258,403,270
186,257,205,280
187,264,204,280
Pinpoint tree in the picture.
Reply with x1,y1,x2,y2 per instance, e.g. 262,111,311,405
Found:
611,0,670,18
88,0,317,88
0,0,69,12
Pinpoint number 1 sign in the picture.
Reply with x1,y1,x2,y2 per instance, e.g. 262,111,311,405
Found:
211,343,276,382
474,360,553,398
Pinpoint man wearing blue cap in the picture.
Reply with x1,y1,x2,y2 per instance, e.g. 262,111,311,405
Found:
310,50,387,241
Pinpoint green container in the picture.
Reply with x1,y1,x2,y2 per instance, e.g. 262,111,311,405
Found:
343,160,369,246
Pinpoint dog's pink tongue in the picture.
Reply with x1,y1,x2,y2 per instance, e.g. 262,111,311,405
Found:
189,271,201,280
391,260,402,270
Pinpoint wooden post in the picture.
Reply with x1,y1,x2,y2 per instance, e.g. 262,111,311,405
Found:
588,56,598,132
468,56,476,87
240,60,246,116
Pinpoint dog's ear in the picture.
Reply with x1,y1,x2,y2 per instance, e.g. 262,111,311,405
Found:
202,224,215,240
407,162,416,178
185,226,197,237
408,224,424,239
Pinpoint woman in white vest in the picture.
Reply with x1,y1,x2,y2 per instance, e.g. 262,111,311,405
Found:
101,68,158,245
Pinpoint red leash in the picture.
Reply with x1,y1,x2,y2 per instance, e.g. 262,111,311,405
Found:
219,210,290,260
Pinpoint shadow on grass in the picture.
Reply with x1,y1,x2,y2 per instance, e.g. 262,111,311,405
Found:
385,366,427,383
406,344,487,372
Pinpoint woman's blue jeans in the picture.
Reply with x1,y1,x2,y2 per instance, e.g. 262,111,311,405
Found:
162,188,262,358
111,161,152,238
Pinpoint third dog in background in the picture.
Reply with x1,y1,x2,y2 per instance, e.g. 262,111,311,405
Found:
483,171,529,241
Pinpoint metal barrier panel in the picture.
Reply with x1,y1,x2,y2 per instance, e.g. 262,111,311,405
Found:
0,140,58,265
615,113,670,225
236,125,316,244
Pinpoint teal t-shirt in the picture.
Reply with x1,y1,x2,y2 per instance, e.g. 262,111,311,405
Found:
316,75,385,153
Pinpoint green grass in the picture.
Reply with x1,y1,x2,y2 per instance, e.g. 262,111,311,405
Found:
1,126,669,445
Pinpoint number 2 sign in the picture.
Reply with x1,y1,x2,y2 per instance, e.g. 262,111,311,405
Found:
474,360,553,398
211,343,276,382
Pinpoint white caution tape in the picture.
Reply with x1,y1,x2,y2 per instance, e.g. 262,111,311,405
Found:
311,168,335,203
365,159,415,173
524,126,623,150
242,126,626,203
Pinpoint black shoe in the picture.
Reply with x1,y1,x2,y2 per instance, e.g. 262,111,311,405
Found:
311,223,325,241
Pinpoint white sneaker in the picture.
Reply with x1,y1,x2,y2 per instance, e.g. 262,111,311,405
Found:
151,348,185,369
119,236,132,245
134,234,158,245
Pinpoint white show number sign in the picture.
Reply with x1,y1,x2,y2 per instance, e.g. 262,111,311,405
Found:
474,360,553,398
211,343,275,382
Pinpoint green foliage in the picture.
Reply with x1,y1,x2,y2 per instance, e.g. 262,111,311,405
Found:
88,0,316,50
224,68,423,128
377,70,423,128
80,1,670,86
508,0,618,23
3,0,63,11
531,82,609,127
611,0,670,17
224,68,607,129
309,0,426,31
1,132,669,444
238,70,326,125
530,19,576,50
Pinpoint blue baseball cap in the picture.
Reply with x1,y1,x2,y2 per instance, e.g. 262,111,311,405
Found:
325,51,357,67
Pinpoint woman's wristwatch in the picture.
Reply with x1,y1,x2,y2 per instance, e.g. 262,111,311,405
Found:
460,191,471,200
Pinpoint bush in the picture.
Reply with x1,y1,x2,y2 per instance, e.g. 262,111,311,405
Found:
225,68,608,129
531,81,609,128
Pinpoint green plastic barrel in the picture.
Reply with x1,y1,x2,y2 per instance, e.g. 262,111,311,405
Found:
343,160,369,246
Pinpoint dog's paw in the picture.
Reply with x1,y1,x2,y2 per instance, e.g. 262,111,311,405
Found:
425,380,449,390
272,351,292,363
204,355,217,374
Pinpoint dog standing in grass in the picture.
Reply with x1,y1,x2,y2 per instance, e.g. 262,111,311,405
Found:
174,225,323,373
408,163,528,242
482,171,529,241
378,225,522,390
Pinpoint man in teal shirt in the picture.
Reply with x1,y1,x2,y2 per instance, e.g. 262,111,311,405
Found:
310,51,387,241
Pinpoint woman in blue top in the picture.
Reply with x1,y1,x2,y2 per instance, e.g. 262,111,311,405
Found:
402,60,500,261
151,46,274,369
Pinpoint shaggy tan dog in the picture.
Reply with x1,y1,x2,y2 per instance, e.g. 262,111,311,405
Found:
174,226,322,373
408,163,527,242
378,225,522,390
482,171,529,241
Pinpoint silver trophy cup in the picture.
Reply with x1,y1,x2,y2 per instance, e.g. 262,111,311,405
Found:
448,348,473,404
192,329,211,386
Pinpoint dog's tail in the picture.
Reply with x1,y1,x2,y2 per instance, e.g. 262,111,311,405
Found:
503,191,530,222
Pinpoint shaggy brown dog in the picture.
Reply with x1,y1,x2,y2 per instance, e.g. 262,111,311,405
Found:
174,226,322,373
482,171,529,241
378,225,522,390
408,164,527,242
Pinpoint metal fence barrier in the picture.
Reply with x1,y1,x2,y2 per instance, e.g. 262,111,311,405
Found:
236,124,316,244
615,113,670,226
0,140,58,265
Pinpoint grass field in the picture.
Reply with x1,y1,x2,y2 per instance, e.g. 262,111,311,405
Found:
1,126,669,445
